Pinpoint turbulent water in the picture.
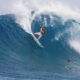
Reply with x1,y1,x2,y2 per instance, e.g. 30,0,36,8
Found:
0,0,80,80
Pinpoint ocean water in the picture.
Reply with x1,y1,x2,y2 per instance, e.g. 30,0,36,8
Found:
0,0,80,80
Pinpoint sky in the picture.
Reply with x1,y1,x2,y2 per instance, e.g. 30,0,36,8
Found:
61,0,80,7
0,0,80,15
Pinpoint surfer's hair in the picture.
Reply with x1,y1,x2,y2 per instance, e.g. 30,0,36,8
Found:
42,26,45,28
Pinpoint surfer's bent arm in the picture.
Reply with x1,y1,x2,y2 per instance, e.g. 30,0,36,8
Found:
37,34,42,40
44,32,47,38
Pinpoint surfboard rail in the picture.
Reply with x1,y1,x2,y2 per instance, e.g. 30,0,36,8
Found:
31,33,44,48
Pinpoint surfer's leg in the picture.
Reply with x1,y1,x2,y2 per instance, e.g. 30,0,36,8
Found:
37,34,42,40
34,32,40,36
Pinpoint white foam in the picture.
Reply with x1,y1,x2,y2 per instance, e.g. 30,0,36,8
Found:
68,23,80,54
11,0,32,33
10,0,80,34
69,40,80,54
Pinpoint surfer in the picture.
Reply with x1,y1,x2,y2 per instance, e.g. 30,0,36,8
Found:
34,26,47,40
65,59,72,70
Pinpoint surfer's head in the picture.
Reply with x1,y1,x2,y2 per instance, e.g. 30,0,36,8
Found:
42,26,45,29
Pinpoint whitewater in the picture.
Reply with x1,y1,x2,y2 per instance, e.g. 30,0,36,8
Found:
0,0,80,80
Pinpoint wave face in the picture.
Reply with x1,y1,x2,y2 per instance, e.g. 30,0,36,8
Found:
0,14,80,80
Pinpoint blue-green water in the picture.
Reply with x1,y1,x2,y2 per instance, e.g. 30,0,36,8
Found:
0,14,80,80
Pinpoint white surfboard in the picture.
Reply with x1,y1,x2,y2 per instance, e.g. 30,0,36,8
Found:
31,33,44,48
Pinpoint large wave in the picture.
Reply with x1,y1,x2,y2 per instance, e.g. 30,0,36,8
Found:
11,0,80,53
0,0,80,80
